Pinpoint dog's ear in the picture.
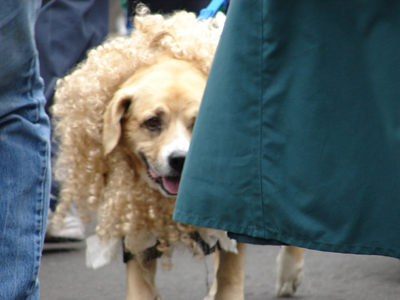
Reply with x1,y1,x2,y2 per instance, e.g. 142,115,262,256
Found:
103,92,132,155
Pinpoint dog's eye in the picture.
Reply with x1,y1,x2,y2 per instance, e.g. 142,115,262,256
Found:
145,117,161,131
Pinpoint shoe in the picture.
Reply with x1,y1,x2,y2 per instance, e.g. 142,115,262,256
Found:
45,205,85,243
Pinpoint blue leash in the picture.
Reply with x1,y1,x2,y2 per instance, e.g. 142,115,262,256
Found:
198,0,229,20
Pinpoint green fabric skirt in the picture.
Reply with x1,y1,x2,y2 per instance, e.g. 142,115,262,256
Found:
174,0,400,258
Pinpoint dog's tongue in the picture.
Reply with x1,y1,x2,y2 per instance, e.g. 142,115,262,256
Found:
149,167,180,195
162,177,180,195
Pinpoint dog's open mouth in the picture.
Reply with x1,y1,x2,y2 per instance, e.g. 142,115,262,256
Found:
148,167,180,195
141,154,180,196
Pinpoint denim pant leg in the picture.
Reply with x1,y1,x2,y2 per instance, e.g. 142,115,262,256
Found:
36,0,109,105
35,0,109,206
0,1,51,299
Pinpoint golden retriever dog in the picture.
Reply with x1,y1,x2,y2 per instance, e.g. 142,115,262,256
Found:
52,10,304,300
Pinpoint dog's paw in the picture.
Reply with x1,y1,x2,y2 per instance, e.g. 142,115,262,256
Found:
203,286,216,300
275,248,304,297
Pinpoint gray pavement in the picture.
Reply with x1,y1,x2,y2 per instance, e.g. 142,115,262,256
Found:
39,240,400,300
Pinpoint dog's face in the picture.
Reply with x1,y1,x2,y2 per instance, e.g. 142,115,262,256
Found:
103,58,207,196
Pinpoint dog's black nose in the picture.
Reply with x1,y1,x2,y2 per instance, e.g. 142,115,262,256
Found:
169,152,186,174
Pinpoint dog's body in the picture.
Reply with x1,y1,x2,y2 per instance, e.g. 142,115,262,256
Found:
53,11,304,300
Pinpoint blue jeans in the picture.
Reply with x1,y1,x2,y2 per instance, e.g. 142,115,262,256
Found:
36,0,109,104
35,0,109,209
0,0,51,299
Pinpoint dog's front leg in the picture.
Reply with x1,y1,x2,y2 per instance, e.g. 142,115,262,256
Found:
126,258,159,300
213,242,246,300
275,246,304,297
204,246,220,300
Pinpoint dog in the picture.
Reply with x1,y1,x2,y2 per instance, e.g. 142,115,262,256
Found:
52,10,304,300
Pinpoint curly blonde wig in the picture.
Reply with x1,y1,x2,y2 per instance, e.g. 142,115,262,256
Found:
52,10,221,263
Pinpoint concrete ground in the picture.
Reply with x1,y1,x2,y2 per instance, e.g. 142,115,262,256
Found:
39,241,400,300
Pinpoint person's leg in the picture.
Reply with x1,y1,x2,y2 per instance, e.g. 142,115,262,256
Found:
0,0,51,299
35,0,109,106
36,0,108,206
34,0,108,241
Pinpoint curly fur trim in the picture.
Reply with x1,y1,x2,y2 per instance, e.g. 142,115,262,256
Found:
52,10,221,261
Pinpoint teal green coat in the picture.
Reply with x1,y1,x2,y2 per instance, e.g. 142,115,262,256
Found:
174,0,400,258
